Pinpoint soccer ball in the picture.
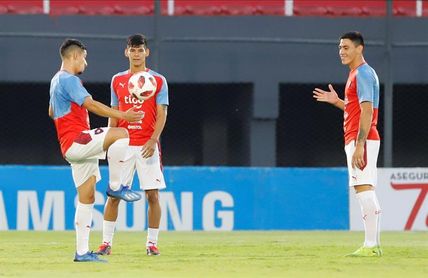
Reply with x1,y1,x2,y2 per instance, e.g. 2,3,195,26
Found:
128,71,157,101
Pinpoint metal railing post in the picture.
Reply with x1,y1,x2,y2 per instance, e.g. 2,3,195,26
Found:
383,0,394,166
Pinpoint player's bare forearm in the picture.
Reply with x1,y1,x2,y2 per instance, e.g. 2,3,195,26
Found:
141,105,167,158
83,97,123,119
108,106,119,127
334,99,345,111
356,101,373,147
150,105,168,141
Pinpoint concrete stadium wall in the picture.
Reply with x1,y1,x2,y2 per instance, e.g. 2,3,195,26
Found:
1,15,427,84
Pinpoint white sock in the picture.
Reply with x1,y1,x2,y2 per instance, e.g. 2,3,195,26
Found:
102,220,116,246
75,202,94,255
356,190,381,248
107,138,129,191
147,228,159,246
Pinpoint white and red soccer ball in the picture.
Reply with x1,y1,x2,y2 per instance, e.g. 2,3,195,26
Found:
128,71,157,101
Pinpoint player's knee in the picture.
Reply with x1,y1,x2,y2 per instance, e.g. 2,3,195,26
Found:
146,191,159,205
79,194,95,204
354,184,373,193
104,128,129,150
109,197,121,207
87,194,95,203
116,127,129,139
107,127,128,140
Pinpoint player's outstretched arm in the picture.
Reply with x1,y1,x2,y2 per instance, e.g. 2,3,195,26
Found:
108,106,119,127
313,84,345,111
82,97,142,122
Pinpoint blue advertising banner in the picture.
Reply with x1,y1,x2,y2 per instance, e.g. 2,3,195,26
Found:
0,166,349,231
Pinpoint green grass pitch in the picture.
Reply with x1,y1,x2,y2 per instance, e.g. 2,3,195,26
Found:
0,231,427,277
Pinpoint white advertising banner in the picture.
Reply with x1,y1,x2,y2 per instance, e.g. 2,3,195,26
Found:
350,168,428,231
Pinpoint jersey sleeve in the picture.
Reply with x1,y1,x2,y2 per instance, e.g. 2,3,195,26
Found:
62,75,91,106
110,76,119,107
156,75,169,105
356,69,376,104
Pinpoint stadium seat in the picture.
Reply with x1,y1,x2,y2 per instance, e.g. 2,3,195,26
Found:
393,0,418,16
49,0,153,16
113,6,152,16
333,7,362,16
175,6,195,16
210,6,231,16
50,6,78,16
6,5,43,14
293,6,328,17
171,0,284,16
79,6,115,16
394,7,414,16
0,5,8,14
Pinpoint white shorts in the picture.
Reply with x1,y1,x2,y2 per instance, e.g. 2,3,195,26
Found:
65,127,109,187
344,140,380,187
121,144,166,191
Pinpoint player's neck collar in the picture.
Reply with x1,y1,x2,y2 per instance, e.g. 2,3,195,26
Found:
350,60,366,71
129,67,149,74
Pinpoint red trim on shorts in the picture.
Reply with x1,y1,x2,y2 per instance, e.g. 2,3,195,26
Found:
73,132,92,145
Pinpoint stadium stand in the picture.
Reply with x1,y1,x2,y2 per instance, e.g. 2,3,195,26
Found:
0,0,426,16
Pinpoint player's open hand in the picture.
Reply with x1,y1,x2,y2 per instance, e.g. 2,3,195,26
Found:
313,84,339,105
123,107,144,122
141,138,156,158
352,145,366,170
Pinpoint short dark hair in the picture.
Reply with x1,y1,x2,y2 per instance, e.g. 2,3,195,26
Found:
340,31,364,47
127,34,148,48
60,39,86,58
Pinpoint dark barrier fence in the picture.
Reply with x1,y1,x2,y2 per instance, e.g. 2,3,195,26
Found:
1,82,426,167
277,83,385,167
0,82,252,166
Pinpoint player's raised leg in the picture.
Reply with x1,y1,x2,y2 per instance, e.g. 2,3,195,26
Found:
103,127,141,202
97,147,137,255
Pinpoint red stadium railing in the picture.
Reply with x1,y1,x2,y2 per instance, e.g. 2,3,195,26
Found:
0,0,426,17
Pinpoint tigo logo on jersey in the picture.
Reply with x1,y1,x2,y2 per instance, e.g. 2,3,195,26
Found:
124,95,144,109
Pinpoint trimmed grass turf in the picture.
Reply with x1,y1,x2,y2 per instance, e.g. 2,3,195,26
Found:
0,231,427,277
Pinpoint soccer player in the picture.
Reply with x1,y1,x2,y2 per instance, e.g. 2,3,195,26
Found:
313,31,382,257
96,34,168,256
49,39,144,262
